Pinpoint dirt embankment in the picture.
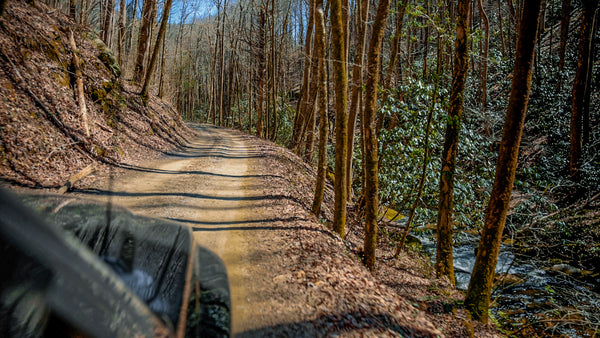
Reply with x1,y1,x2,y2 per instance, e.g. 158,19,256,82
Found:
0,0,192,189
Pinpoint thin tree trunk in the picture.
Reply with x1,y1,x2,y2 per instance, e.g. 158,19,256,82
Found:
497,0,506,57
218,3,226,126
479,0,489,110
435,0,471,285
556,0,571,90
465,0,541,322
303,24,321,161
158,33,166,98
269,0,278,141
256,7,266,137
79,0,88,25
141,0,173,102
384,0,408,89
312,1,328,216
133,0,157,83
331,0,349,237
118,0,126,70
102,0,116,44
345,0,370,198
69,31,90,137
569,0,598,179
583,13,598,146
508,0,516,58
126,0,139,55
363,0,391,272
291,0,315,152
422,0,430,78
69,0,76,19
209,29,219,124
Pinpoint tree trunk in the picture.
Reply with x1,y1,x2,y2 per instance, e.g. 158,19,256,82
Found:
497,0,506,57
556,0,571,90
422,0,430,78
465,0,541,322
256,8,266,138
218,3,227,127
569,0,598,179
312,2,328,216
583,14,598,146
209,29,219,124
125,0,139,54
331,0,349,237
140,0,173,102
345,0,370,198
435,0,471,285
133,0,157,83
478,0,489,111
158,34,166,98
303,23,321,160
69,31,90,138
291,0,315,153
383,0,408,89
69,0,76,20
362,0,391,272
118,0,126,70
508,0,516,58
79,0,88,25
102,0,116,44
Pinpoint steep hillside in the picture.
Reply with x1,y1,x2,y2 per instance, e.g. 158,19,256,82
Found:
0,1,191,188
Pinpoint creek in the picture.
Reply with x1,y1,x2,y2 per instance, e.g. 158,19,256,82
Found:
418,235,600,337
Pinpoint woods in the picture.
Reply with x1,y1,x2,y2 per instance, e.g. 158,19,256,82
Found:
3,0,600,334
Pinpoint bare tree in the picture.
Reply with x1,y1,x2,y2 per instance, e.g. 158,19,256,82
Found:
102,0,116,44
118,0,126,69
345,0,369,198
362,0,391,271
465,0,542,322
141,0,173,102
556,0,571,90
435,0,471,285
133,0,157,83
569,0,599,179
312,0,327,216
331,0,349,237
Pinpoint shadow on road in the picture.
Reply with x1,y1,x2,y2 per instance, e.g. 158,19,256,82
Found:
113,163,284,180
74,189,307,207
235,311,415,337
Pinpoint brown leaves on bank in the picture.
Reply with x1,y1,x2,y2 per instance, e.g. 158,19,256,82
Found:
0,1,192,189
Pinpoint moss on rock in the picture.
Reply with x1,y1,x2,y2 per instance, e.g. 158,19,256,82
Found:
84,32,121,78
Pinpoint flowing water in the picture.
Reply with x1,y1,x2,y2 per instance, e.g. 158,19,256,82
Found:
419,235,600,337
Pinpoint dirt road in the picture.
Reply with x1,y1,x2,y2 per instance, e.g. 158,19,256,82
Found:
81,125,266,334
